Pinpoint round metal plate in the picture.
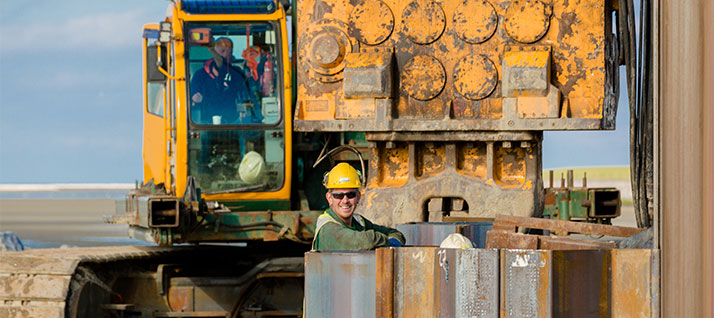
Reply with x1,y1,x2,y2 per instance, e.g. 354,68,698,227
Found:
310,33,344,69
401,55,446,100
504,0,551,43
402,0,446,45
298,20,358,83
453,0,498,44
453,55,498,100
349,0,395,45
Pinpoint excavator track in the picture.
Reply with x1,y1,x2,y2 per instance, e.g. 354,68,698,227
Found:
0,245,307,318
0,246,182,317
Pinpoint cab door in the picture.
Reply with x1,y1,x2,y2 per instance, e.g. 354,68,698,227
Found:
142,26,168,186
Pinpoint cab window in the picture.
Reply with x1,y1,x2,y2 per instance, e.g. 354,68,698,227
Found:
186,23,280,126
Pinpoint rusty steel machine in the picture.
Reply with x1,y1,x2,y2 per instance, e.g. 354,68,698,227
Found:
2,0,694,316
294,0,619,226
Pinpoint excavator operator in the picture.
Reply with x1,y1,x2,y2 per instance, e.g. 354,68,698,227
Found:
190,37,262,125
311,163,406,251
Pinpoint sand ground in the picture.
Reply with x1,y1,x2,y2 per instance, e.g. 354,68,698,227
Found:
0,198,132,248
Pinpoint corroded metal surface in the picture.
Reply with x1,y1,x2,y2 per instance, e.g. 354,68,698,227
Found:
453,55,498,101
452,0,498,44
362,133,542,226
485,231,539,249
298,19,358,86
502,249,611,317
503,0,552,43
500,249,655,317
348,0,394,45
343,51,393,100
491,214,644,237
296,0,616,131
400,55,446,101
486,215,640,249
393,247,439,317
304,251,376,317
437,248,499,318
375,248,395,318
611,249,660,317
389,247,500,317
302,248,659,317
550,250,610,317
502,249,552,317
401,0,445,45
501,46,551,98
0,246,177,318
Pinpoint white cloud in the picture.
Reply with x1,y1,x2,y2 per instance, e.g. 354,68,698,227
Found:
0,9,154,54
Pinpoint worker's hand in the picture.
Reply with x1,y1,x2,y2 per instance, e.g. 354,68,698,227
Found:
388,238,403,247
192,93,203,103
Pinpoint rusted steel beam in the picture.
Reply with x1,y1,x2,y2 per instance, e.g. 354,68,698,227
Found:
486,231,616,250
436,248,499,318
540,236,616,250
393,247,439,317
302,248,659,317
366,132,534,142
611,249,660,317
502,249,618,317
375,248,394,318
485,231,538,249
490,219,518,233
501,249,552,317
391,247,500,317
493,215,644,237
294,118,607,132
442,216,494,223
153,311,230,317
551,250,611,317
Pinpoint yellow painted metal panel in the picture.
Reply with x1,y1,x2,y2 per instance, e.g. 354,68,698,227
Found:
142,28,168,186
296,0,613,130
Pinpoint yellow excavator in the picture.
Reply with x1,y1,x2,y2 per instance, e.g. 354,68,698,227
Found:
1,0,711,316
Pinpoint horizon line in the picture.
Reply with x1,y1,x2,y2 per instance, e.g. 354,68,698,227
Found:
0,183,135,192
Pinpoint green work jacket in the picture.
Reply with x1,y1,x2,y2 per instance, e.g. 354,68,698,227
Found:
311,208,406,251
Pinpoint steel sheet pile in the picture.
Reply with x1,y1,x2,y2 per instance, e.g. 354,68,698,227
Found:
305,247,658,317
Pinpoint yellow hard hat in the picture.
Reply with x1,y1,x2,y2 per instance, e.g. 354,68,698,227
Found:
323,163,362,189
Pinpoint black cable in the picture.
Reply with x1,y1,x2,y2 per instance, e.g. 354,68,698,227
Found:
620,0,653,228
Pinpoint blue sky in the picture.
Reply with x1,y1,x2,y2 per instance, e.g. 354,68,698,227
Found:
0,1,630,183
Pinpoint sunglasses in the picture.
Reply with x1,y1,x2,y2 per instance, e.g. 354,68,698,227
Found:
330,191,359,200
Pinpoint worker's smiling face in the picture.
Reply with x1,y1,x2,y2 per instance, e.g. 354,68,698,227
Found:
326,188,361,222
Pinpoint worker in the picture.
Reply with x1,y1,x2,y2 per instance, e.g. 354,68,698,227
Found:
190,37,262,125
311,163,406,251
241,32,275,97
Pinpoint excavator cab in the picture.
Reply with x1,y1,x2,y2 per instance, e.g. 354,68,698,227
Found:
185,23,284,194
122,0,318,247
